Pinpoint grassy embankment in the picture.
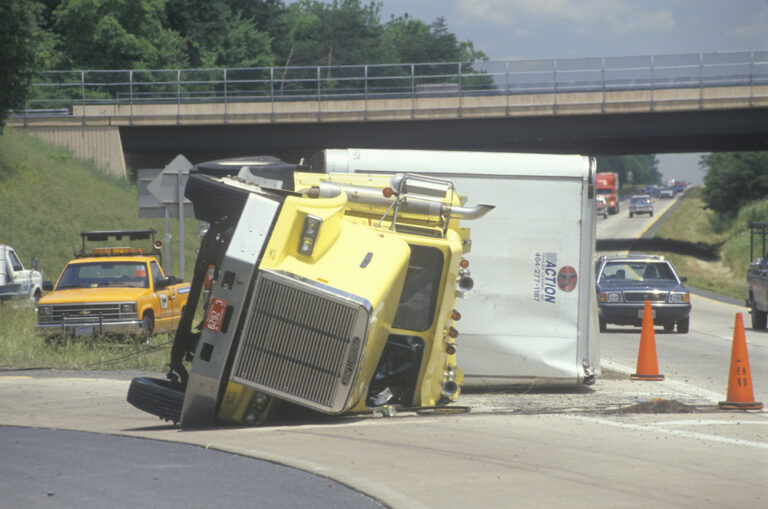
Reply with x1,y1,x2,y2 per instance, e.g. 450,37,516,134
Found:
653,186,768,301
0,129,201,371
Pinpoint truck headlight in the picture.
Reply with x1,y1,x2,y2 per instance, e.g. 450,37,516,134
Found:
120,303,137,314
668,292,689,303
599,292,621,303
38,306,52,316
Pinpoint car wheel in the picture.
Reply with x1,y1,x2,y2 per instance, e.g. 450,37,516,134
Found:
677,316,690,333
127,377,184,424
141,313,154,343
663,322,675,332
751,301,767,330
629,212,634,218
599,317,607,333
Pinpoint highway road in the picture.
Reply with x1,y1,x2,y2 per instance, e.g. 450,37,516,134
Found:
596,192,767,401
1,190,766,508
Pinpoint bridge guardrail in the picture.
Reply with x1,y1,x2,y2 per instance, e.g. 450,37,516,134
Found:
12,50,768,124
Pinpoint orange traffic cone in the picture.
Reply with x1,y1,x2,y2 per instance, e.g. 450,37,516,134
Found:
631,300,665,381
719,313,763,410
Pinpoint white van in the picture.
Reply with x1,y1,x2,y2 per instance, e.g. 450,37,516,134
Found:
311,148,599,386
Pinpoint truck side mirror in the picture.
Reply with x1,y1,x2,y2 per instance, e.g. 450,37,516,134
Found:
43,281,53,291
679,276,688,283
32,258,39,271
156,275,181,288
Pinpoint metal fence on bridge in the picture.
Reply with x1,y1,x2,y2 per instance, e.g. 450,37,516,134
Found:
14,50,768,120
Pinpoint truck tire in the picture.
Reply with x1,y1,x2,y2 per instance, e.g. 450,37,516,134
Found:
599,317,607,333
141,313,154,344
127,377,184,424
184,173,251,223
677,316,690,333
751,301,767,330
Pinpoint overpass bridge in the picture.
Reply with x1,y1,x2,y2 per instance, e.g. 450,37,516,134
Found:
9,50,768,176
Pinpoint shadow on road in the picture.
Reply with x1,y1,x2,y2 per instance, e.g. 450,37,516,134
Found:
597,238,722,260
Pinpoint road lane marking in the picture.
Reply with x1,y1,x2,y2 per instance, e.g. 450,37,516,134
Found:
559,414,768,450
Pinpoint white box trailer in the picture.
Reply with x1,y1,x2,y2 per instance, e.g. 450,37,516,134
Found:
311,148,599,386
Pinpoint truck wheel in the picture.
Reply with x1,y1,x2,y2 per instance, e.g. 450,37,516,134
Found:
141,313,154,343
127,377,184,424
677,316,690,333
629,212,633,218
599,317,607,333
751,302,767,330
184,173,251,223
663,322,674,332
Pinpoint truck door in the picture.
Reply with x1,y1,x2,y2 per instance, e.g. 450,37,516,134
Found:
150,260,176,332
7,249,32,299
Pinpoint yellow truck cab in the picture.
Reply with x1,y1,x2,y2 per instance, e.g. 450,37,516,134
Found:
128,158,492,426
36,229,190,340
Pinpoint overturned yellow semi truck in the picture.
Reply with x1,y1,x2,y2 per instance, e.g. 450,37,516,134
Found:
128,159,492,426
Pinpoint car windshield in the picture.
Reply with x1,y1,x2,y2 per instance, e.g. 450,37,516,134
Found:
56,261,149,289
599,261,677,283
631,197,651,205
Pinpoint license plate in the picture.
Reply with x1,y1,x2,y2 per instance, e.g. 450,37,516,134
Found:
75,326,95,336
638,309,656,319
204,297,229,332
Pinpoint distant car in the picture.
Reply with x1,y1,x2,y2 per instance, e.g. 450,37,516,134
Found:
629,195,653,217
595,254,691,333
644,184,660,197
595,195,608,219
659,187,675,199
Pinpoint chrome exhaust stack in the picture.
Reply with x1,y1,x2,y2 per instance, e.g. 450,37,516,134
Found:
303,173,494,225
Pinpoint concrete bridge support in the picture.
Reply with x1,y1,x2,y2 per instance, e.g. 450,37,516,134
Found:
14,126,126,178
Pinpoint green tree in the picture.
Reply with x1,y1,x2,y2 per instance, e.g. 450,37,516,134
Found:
596,155,661,186
701,152,768,216
274,0,385,68
52,0,188,69
164,0,276,68
0,0,48,131
381,15,486,63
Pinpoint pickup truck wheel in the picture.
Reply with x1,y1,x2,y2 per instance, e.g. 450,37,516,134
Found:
751,302,767,329
663,322,675,332
677,316,690,333
629,212,634,218
599,317,607,333
141,314,154,343
127,377,184,424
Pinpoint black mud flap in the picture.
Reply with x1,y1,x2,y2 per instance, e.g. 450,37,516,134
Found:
127,377,185,424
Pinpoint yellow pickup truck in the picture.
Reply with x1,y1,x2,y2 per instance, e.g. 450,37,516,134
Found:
36,230,190,341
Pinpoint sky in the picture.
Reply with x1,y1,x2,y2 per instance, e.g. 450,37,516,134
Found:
372,0,768,185
376,0,768,61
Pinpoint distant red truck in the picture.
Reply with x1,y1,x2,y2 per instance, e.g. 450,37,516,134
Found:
595,172,620,214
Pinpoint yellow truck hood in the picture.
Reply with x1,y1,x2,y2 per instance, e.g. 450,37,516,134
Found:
39,287,150,305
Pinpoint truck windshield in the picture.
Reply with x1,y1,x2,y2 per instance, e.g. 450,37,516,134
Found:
56,262,149,289
392,245,444,331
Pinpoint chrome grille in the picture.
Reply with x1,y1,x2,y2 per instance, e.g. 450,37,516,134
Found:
623,291,668,303
38,302,138,324
231,271,369,413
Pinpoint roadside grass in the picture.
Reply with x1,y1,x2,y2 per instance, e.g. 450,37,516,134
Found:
653,186,766,301
0,304,172,371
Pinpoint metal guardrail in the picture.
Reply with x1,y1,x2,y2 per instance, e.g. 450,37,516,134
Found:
13,50,768,121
